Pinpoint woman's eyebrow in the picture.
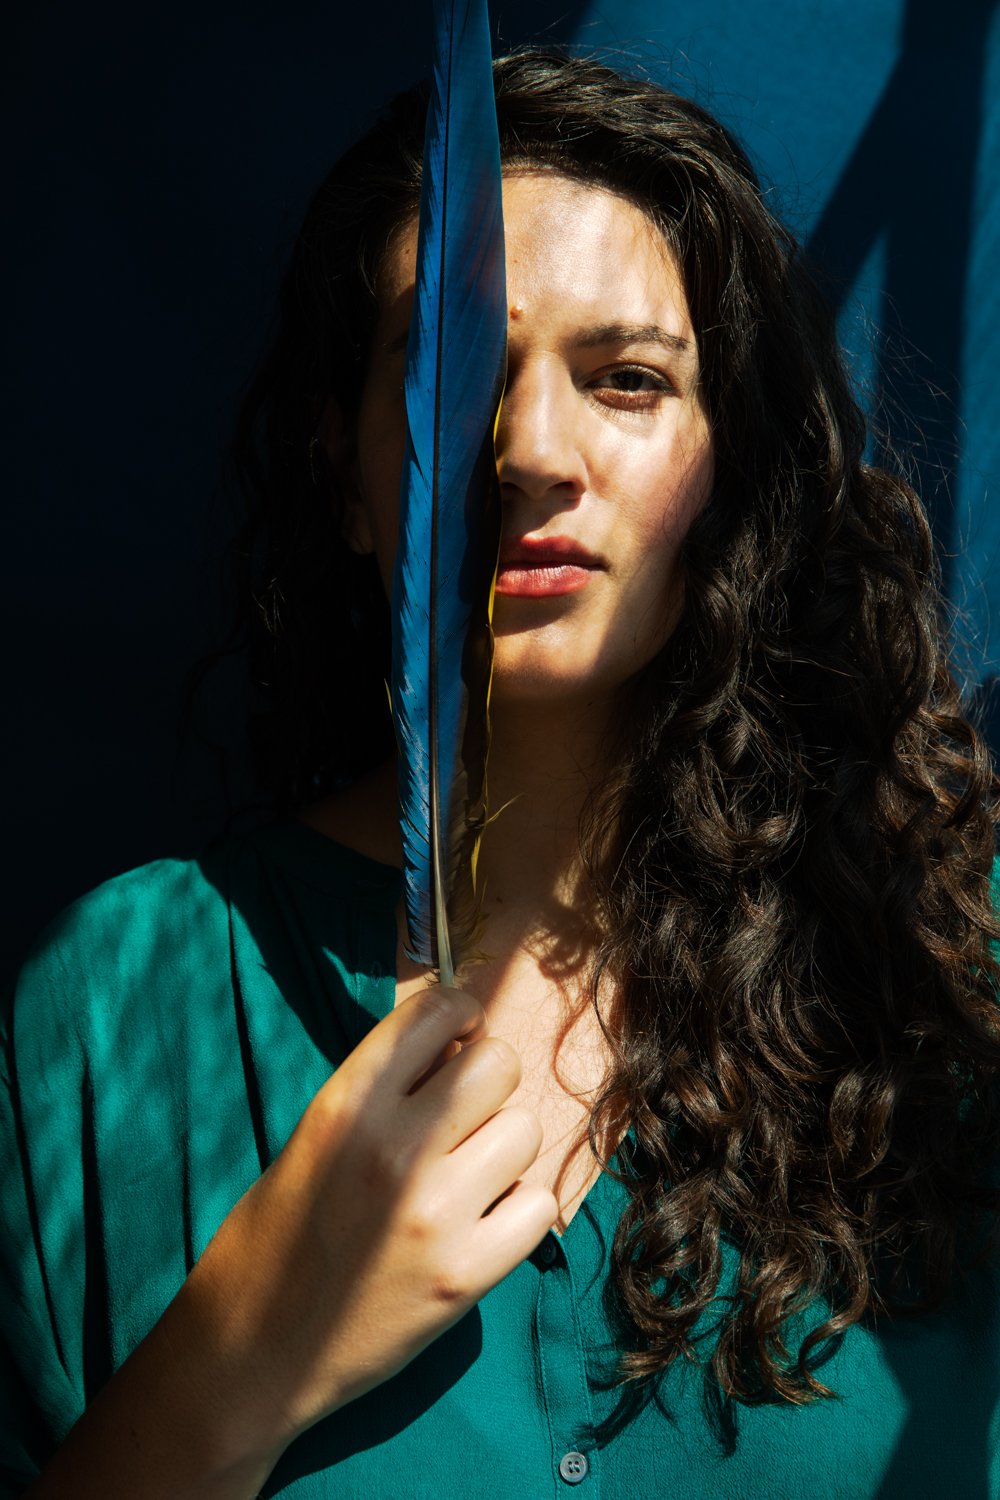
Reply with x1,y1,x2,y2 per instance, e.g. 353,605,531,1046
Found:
382,320,695,359
573,321,694,357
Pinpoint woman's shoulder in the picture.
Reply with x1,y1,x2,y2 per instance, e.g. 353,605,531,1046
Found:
5,815,401,1061
12,847,224,999
2,849,231,1090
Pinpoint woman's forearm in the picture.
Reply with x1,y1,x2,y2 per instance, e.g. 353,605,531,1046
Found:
22,1285,287,1500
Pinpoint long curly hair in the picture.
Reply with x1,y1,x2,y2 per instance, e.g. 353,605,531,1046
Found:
224,50,1000,1406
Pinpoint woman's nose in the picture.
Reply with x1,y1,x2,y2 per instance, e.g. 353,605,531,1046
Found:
494,361,587,507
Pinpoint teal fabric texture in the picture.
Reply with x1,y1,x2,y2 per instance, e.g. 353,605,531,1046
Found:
2,823,999,1499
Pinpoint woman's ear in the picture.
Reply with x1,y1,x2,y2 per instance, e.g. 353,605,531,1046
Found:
317,395,375,556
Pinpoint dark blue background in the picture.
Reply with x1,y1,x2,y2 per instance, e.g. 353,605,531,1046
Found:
6,0,999,973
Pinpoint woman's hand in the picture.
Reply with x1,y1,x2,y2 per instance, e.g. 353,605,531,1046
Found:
26,987,556,1500
187,985,557,1452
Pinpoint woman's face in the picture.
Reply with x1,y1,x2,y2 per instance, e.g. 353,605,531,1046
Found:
343,171,714,706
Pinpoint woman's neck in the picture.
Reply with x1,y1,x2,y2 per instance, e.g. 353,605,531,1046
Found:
477,697,610,925
301,692,615,957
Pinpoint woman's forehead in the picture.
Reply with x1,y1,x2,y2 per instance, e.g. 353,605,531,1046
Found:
502,174,689,324
376,171,694,352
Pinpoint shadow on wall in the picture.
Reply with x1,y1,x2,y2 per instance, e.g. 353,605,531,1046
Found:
806,0,996,609
803,26,1000,1475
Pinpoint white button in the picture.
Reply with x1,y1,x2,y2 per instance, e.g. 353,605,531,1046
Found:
559,1451,589,1484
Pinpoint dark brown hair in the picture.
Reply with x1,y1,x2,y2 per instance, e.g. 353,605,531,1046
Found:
225,49,1000,1406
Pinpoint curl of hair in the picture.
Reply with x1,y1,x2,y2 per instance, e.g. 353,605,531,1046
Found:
222,50,1000,1405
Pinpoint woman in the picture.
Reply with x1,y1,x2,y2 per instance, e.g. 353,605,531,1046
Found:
4,50,1000,1500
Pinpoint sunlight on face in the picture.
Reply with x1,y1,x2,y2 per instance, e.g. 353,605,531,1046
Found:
345,172,714,707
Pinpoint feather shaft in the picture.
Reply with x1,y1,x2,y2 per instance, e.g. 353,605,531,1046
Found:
390,0,506,982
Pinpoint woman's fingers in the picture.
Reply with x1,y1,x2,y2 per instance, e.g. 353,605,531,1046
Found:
442,1104,544,1217
323,988,526,1160
403,1034,523,1154
467,1180,559,1286
330,986,488,1100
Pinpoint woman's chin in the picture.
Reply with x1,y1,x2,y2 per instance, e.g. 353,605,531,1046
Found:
490,631,664,707
489,661,619,709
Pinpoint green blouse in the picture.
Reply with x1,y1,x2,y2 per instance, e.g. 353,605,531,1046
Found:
2,823,999,1499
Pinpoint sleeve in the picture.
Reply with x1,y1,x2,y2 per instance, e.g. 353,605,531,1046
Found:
0,854,236,1497
0,1331,59,1500
0,955,86,1495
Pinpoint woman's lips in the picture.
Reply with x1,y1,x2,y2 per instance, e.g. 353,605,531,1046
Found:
494,536,603,598
494,562,596,597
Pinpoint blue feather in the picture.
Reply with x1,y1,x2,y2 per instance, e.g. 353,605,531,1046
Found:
390,0,506,982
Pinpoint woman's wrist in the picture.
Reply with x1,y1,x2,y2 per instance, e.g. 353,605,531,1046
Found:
27,1278,292,1500
133,1261,297,1485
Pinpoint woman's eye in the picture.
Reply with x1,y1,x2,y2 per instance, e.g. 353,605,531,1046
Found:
589,365,673,406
